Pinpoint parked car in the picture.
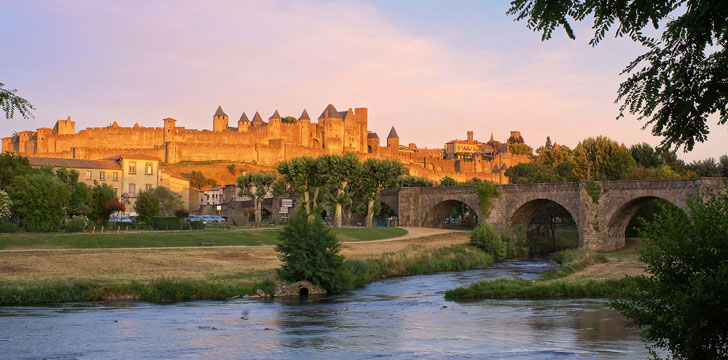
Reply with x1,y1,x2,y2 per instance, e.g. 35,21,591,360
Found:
200,215,217,224
110,215,133,223
213,216,227,223
185,215,201,222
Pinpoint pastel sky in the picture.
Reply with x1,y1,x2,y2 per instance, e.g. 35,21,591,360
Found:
2,0,726,161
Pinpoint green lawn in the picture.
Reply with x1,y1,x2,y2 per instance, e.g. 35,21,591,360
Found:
0,227,407,250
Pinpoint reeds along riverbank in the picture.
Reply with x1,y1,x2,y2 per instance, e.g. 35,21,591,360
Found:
0,244,494,306
444,249,636,300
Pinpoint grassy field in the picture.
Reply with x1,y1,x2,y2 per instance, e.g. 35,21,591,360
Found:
0,232,473,305
445,241,644,300
0,227,408,250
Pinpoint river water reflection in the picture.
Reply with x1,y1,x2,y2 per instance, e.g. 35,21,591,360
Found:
0,261,648,359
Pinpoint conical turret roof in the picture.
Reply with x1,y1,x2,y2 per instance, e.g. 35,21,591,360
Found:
269,110,281,120
251,112,264,124
214,106,227,117
298,109,311,121
239,112,249,122
319,104,342,119
387,126,399,139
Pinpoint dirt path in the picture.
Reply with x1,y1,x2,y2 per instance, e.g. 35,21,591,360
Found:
0,231,470,282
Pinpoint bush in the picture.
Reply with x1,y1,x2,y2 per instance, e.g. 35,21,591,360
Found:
0,222,17,233
469,223,506,260
189,220,205,230
275,207,344,292
150,216,180,230
500,226,529,259
110,222,136,230
8,173,70,232
135,190,160,224
64,216,89,233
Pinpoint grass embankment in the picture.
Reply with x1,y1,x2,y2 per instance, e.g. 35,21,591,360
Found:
0,231,472,305
445,246,641,300
0,227,408,250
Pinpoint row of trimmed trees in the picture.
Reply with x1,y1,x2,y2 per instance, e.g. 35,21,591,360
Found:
237,154,405,228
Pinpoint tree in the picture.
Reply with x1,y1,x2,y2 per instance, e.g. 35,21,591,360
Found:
54,167,79,185
625,165,683,180
400,175,435,187
237,172,276,226
572,136,636,180
153,186,183,215
535,145,573,167
530,202,574,247
687,157,724,177
104,199,126,217
508,1,728,152
281,116,297,124
275,207,345,292
0,153,33,190
134,189,160,224
8,173,69,232
187,170,217,189
0,82,35,119
439,176,460,186
68,182,92,215
504,162,559,184
629,142,680,169
90,183,116,224
469,223,506,260
611,191,728,359
277,157,324,218
360,159,404,227
508,143,533,156
226,164,236,175
317,153,361,228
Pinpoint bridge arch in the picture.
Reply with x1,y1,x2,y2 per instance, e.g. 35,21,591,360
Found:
604,195,684,248
423,199,480,228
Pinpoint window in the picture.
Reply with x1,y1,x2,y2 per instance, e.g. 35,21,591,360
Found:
85,171,92,180
113,172,119,181
129,183,136,194
145,162,153,175
145,184,152,191
129,161,136,174
99,171,105,181
113,188,118,196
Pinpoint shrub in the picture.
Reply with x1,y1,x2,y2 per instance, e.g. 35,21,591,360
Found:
469,223,506,260
0,222,17,233
135,189,160,223
8,173,69,232
111,222,136,230
275,207,344,292
64,215,89,233
189,220,205,230
500,226,529,259
150,216,180,230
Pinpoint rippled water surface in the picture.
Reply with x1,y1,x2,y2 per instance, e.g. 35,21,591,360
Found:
0,261,648,359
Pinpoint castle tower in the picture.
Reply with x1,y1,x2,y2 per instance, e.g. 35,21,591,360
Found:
163,117,177,142
366,132,380,155
237,112,250,132
251,112,265,126
53,116,76,135
213,106,229,132
319,104,344,153
387,126,399,158
268,110,282,138
35,128,53,153
298,109,312,146
473,152,482,173
467,131,473,142
355,107,368,152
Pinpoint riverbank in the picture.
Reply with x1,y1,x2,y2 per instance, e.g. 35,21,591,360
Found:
445,239,644,300
0,231,476,305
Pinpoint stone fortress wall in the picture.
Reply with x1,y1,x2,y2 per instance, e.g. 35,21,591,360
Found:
2,104,530,183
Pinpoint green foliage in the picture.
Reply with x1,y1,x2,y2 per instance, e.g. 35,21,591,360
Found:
0,189,12,219
584,181,601,203
474,181,499,217
504,162,559,184
535,144,573,166
399,175,435,187
189,220,205,230
469,223,506,261
8,173,69,232
275,208,344,292
687,156,728,177
174,208,189,219
555,161,577,181
151,216,180,230
500,225,529,259
439,176,460,186
135,189,161,223
360,158,404,227
54,167,79,184
629,142,679,169
507,1,728,152
153,186,183,216
226,163,236,175
90,183,116,224
0,153,33,190
281,116,297,124
186,170,217,189
0,222,17,233
508,142,533,156
64,215,89,233
625,165,683,180
237,171,277,225
573,136,636,180
0,82,35,119
611,191,728,359
316,153,361,228
68,182,92,215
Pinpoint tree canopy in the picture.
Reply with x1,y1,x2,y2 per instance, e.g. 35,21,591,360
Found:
508,0,728,152
0,82,35,119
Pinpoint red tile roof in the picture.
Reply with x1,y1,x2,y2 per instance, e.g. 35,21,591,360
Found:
28,157,122,170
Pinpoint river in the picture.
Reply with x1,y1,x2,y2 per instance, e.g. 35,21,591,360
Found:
0,261,648,359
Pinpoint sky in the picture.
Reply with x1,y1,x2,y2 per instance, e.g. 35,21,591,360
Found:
1,0,726,161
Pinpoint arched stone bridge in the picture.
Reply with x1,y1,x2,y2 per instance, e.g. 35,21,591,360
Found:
380,178,725,250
